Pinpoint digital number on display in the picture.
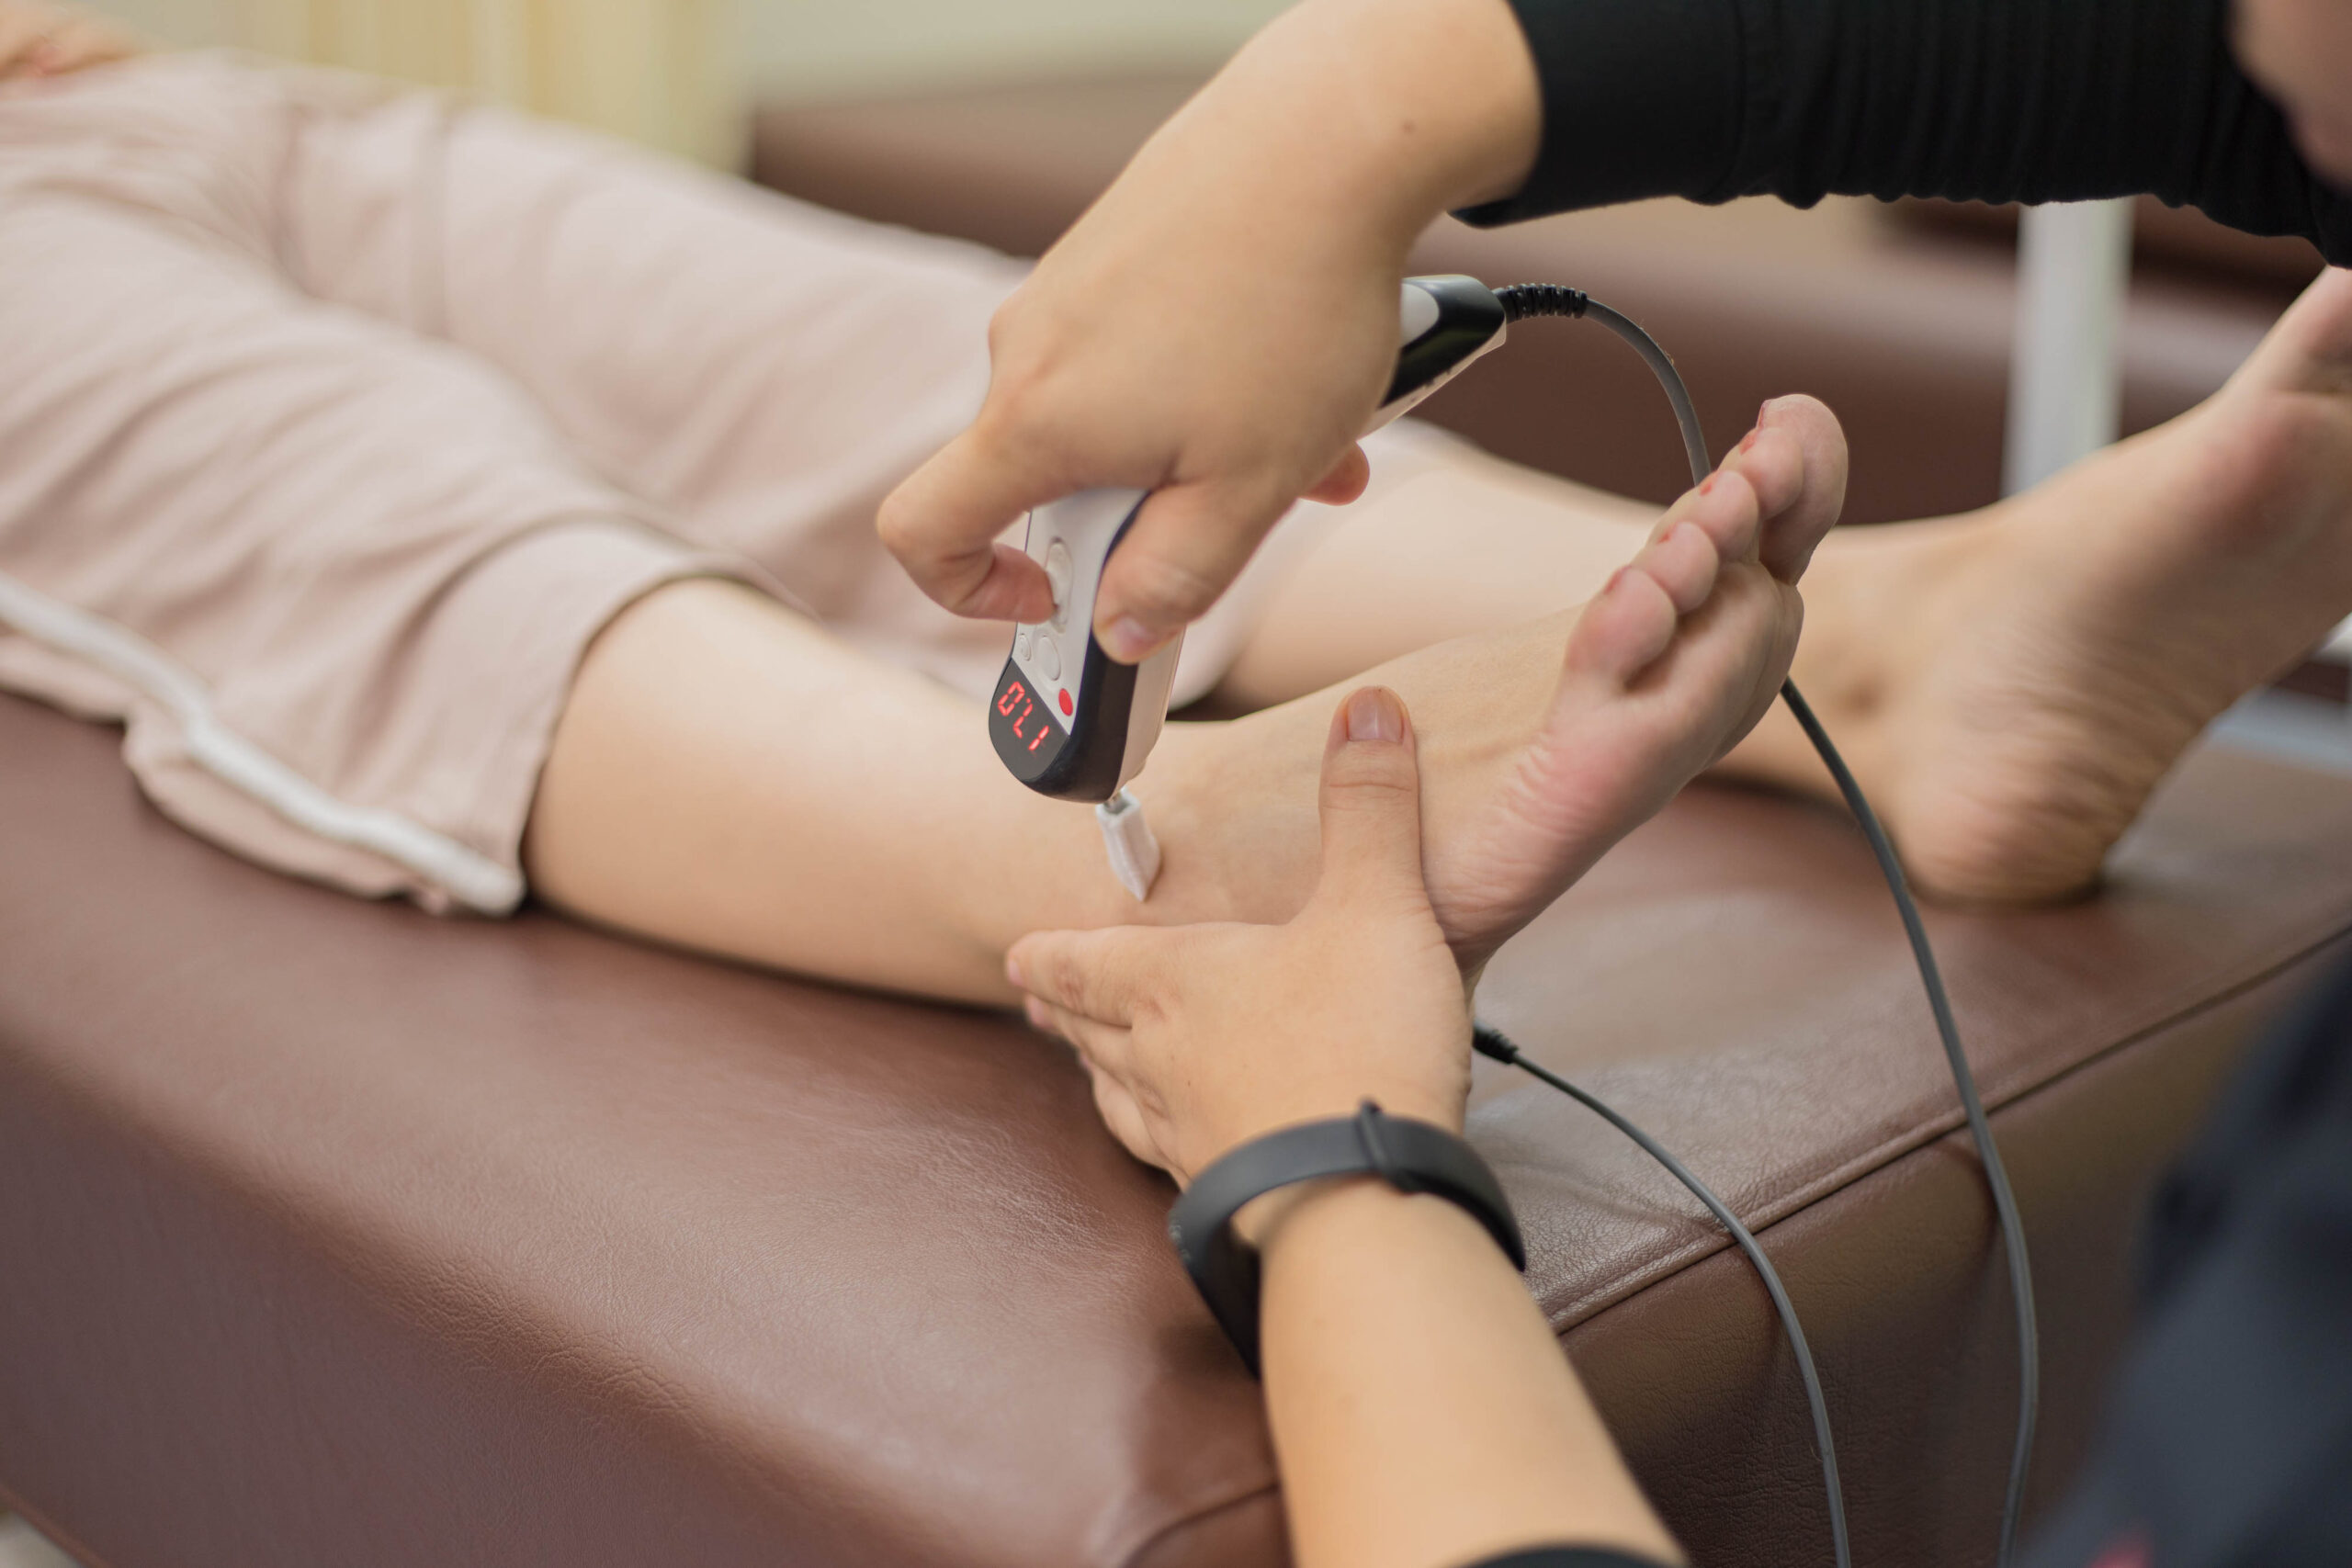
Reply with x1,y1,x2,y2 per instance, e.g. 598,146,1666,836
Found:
996,678,1053,752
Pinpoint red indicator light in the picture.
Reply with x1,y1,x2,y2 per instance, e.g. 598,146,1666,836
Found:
1057,689,1073,716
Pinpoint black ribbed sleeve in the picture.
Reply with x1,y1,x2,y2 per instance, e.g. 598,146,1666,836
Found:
1464,0,2352,264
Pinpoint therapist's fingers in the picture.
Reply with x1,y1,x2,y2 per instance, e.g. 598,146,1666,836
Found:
1299,443,1373,507
1308,688,1433,915
1092,473,1303,663
1025,993,1132,1065
878,427,1062,624
1007,925,1170,1029
1082,1059,1169,1174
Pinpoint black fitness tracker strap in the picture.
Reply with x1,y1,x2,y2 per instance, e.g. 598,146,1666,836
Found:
1167,1100,1526,1376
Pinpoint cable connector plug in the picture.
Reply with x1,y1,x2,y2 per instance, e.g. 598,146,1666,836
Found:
1471,1022,1522,1065
1493,284,1589,322
1096,788,1162,900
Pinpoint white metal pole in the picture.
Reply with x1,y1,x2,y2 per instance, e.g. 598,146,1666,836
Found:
2003,198,2135,495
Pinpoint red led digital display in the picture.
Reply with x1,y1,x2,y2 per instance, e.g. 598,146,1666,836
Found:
991,664,1073,774
995,676,1052,751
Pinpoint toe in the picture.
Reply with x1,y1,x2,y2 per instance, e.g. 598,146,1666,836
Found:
1566,563,1681,686
2231,266,2352,398
1655,466,1763,563
1634,520,1721,615
1724,395,1848,584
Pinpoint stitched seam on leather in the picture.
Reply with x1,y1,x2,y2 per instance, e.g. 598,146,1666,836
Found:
1535,922,2352,1332
1114,1479,1282,1568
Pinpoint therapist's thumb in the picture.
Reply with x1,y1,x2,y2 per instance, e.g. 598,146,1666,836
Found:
1312,687,1431,913
1091,474,1299,663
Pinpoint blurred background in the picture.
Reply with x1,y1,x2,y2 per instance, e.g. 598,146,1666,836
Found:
80,0,1290,164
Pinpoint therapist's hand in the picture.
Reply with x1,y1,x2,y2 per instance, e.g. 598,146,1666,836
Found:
877,0,1542,661
1007,685,1470,1187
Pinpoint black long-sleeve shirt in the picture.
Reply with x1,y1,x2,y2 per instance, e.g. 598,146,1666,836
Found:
1466,0,2352,265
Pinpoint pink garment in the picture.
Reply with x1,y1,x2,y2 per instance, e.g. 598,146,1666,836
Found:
0,52,1430,912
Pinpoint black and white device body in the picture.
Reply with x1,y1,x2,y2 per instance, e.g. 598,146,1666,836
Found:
989,275,1507,802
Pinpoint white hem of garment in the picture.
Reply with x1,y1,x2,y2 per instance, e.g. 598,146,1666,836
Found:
0,571,523,914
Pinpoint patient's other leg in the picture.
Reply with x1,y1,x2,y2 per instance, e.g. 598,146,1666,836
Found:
1722,266,2352,901
1222,268,2352,904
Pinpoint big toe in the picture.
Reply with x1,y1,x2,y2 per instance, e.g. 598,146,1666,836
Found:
1721,394,1848,583
2231,266,2352,399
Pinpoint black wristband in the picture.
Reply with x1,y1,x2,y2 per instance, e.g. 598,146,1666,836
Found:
1167,1100,1526,1376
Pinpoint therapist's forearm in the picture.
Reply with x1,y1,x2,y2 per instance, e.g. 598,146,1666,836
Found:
1153,0,1543,256
1253,1179,1682,1568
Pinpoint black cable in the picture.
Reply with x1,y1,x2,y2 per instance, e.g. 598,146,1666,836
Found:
1779,681,2041,1567
1487,284,2040,1568
1470,1021,1850,1568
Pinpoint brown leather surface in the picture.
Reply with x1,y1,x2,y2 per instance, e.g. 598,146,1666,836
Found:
752,78,2285,525
7,669,2352,1567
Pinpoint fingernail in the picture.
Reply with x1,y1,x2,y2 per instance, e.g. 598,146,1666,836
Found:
1023,997,1049,1031
1344,686,1403,743
1102,615,1160,663
1699,474,1718,494
1737,428,1760,454
1604,566,1629,595
1003,954,1023,988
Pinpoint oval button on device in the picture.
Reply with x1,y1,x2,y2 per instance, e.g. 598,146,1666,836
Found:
1035,632,1061,682
1046,540,1073,629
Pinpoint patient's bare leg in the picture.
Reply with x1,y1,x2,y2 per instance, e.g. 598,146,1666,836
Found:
525,408,1838,999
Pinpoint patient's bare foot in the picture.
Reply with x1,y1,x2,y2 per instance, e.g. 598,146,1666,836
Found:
1748,267,2352,902
0,3,144,82
1148,399,1845,970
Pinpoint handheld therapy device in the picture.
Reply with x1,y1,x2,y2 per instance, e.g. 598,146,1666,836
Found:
990,275,2042,1568
987,276,1506,806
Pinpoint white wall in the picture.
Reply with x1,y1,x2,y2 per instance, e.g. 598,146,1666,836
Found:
83,0,1289,100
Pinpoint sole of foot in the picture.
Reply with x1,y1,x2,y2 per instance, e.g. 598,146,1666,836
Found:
1148,397,1848,972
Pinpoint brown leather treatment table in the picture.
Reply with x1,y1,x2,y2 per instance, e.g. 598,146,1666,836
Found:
5,73,2349,1568
9,683,2352,1568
